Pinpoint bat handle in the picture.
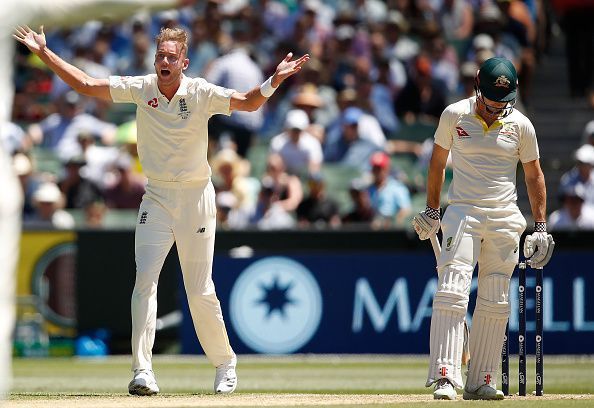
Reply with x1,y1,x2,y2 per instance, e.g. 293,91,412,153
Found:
430,235,441,259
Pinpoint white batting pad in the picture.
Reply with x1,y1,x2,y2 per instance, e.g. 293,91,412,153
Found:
426,309,467,388
465,274,510,391
426,265,472,389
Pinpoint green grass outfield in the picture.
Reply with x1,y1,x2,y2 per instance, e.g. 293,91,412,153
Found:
8,355,594,407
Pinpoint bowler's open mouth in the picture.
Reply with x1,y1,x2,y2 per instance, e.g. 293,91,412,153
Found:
160,69,171,77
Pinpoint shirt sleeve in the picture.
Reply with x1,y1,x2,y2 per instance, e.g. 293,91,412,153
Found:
433,105,455,150
518,118,539,163
199,79,235,117
109,75,144,104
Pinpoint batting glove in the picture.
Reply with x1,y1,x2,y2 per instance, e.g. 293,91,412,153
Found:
412,206,441,241
523,222,555,269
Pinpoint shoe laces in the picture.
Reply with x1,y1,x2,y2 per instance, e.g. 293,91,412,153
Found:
436,378,452,390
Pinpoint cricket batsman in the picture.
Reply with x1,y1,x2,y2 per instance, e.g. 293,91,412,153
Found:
14,23,308,396
412,57,555,400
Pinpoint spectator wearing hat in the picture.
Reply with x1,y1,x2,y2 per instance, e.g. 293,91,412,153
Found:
323,106,383,170
58,154,104,209
549,184,594,231
210,148,256,213
342,178,375,225
467,33,518,69
293,62,339,128
26,181,75,229
104,153,146,209
296,172,341,228
291,83,326,143
326,88,386,148
559,144,594,206
270,109,323,177
367,151,411,228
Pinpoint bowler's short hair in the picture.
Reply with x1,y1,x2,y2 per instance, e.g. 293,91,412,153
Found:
155,27,188,56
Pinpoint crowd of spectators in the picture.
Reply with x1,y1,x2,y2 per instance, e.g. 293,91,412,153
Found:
2,0,593,230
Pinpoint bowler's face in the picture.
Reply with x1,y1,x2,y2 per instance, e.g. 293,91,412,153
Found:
154,41,188,87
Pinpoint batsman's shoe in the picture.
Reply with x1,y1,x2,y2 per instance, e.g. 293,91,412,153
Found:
463,384,504,400
128,369,159,396
214,358,237,394
433,378,457,400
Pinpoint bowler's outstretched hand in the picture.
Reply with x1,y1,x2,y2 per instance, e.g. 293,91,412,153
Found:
272,53,310,87
13,25,46,54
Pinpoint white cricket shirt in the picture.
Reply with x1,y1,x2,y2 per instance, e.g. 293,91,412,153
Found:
434,96,539,208
109,74,235,182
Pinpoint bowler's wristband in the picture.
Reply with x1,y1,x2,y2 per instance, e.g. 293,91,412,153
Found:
534,221,547,232
260,76,277,98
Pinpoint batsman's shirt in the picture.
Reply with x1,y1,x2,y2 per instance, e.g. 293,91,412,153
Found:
434,96,539,208
109,74,235,182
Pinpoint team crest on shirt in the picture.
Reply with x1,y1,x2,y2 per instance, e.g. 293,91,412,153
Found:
178,98,190,119
494,75,510,88
498,123,516,143
445,237,453,251
456,126,471,139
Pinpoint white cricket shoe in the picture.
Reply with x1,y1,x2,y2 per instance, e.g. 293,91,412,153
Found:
433,378,457,400
214,357,237,394
128,369,159,396
463,384,504,400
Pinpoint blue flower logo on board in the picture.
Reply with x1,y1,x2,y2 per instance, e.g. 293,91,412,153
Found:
230,257,322,353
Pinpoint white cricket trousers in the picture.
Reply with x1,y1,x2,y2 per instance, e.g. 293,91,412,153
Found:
0,150,22,402
427,203,526,390
131,178,234,372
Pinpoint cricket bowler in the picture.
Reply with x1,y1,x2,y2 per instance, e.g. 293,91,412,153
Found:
14,23,308,396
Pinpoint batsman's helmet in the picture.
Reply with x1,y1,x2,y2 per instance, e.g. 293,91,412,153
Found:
475,57,518,103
